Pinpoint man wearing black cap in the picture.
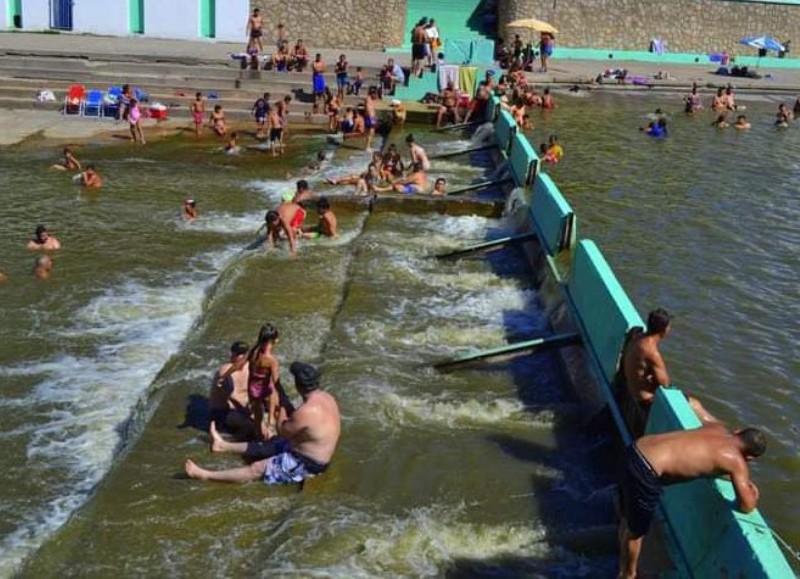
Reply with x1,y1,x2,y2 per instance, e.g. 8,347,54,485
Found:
186,361,341,485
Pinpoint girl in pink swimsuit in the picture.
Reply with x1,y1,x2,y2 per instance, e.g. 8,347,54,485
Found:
247,324,281,439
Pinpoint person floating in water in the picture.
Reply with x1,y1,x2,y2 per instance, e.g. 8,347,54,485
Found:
182,199,198,221
51,147,81,171
734,115,752,130
641,118,668,138
209,341,257,440
185,362,341,486
712,114,729,129
27,225,61,251
302,197,338,239
618,424,765,579
33,255,53,280
224,132,241,155
81,165,103,189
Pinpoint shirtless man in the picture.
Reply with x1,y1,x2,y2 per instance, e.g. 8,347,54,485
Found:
376,161,428,194
364,88,379,152
246,8,264,53
277,194,305,254
33,255,53,280
185,362,341,485
431,177,447,196
411,18,427,78
52,147,81,171
436,82,460,128
27,225,61,251
622,309,715,436
618,424,765,579
208,341,256,439
302,197,338,239
263,209,296,255
182,199,198,221
81,165,103,189
406,134,431,171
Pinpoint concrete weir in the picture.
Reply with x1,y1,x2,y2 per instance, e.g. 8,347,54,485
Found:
481,94,794,577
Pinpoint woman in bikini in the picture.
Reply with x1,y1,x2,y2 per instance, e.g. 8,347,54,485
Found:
247,324,281,440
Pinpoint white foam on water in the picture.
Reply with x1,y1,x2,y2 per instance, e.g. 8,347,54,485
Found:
0,246,241,577
175,211,264,235
263,504,557,578
380,393,556,431
245,178,296,205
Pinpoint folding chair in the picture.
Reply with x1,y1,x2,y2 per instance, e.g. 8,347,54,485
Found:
104,86,122,118
63,84,86,116
82,89,104,117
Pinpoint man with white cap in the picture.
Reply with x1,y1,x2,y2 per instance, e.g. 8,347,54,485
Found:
185,361,341,485
390,99,407,127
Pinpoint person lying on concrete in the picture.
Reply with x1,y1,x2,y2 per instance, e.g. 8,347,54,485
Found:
374,162,428,195
618,424,766,579
185,362,341,485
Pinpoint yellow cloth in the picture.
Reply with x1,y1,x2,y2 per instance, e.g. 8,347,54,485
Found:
458,66,478,96
548,144,564,162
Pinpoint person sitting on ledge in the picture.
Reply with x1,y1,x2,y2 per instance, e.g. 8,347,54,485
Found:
185,362,341,486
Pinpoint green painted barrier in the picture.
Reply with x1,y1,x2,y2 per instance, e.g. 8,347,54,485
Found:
566,240,644,388
646,388,794,578
493,109,516,155
508,132,539,186
530,173,575,256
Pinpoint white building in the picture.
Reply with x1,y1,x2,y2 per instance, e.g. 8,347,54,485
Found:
0,0,249,42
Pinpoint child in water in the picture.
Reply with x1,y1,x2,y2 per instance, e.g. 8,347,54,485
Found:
52,147,81,171
712,114,729,129
224,132,241,155
734,115,752,130
641,118,668,138
183,199,198,221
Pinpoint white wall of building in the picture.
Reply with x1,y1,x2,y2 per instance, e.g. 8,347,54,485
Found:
0,0,8,29
144,0,198,40
22,0,50,30
73,0,129,36
215,0,248,43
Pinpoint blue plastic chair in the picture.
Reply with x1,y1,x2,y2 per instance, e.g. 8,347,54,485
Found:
83,89,104,118
134,87,149,103
104,86,122,118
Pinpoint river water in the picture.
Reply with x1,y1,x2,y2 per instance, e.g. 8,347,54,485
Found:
0,91,797,577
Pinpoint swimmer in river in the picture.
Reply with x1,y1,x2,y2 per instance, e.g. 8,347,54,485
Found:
712,114,729,129
775,103,793,127
301,197,338,239
262,209,297,255
431,177,447,196
183,199,198,221
209,341,256,440
734,115,752,130
641,117,668,138
33,255,53,280
544,134,564,164
185,362,341,486
375,161,428,194
51,147,81,171
224,131,241,155
27,225,61,251
81,165,103,189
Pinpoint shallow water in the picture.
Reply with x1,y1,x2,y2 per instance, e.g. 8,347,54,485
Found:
0,90,798,576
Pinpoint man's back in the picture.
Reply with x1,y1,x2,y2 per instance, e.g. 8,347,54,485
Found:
289,391,341,464
623,332,668,403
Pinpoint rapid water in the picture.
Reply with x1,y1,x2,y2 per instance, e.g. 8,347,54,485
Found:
0,90,798,576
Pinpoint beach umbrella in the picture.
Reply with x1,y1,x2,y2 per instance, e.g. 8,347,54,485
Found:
507,18,558,35
739,35,784,53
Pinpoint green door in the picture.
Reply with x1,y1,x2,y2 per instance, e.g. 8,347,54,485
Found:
200,0,215,38
129,0,144,34
9,0,22,28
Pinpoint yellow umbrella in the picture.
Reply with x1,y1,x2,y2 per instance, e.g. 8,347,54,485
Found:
507,18,558,35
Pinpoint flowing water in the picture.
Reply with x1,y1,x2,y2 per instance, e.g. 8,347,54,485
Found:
0,90,798,577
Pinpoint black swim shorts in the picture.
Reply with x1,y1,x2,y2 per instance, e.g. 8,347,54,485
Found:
412,43,426,61
620,444,662,538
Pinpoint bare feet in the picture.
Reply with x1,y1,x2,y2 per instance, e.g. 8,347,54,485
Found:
209,421,227,453
185,459,208,480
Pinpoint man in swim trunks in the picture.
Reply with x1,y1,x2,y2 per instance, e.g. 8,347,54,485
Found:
364,87,378,152
618,424,765,579
411,18,427,78
246,8,264,53
190,92,205,137
276,192,305,251
622,309,715,436
436,82,461,129
252,92,269,139
302,197,338,239
208,341,256,439
376,161,428,194
185,361,341,485
27,225,62,250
